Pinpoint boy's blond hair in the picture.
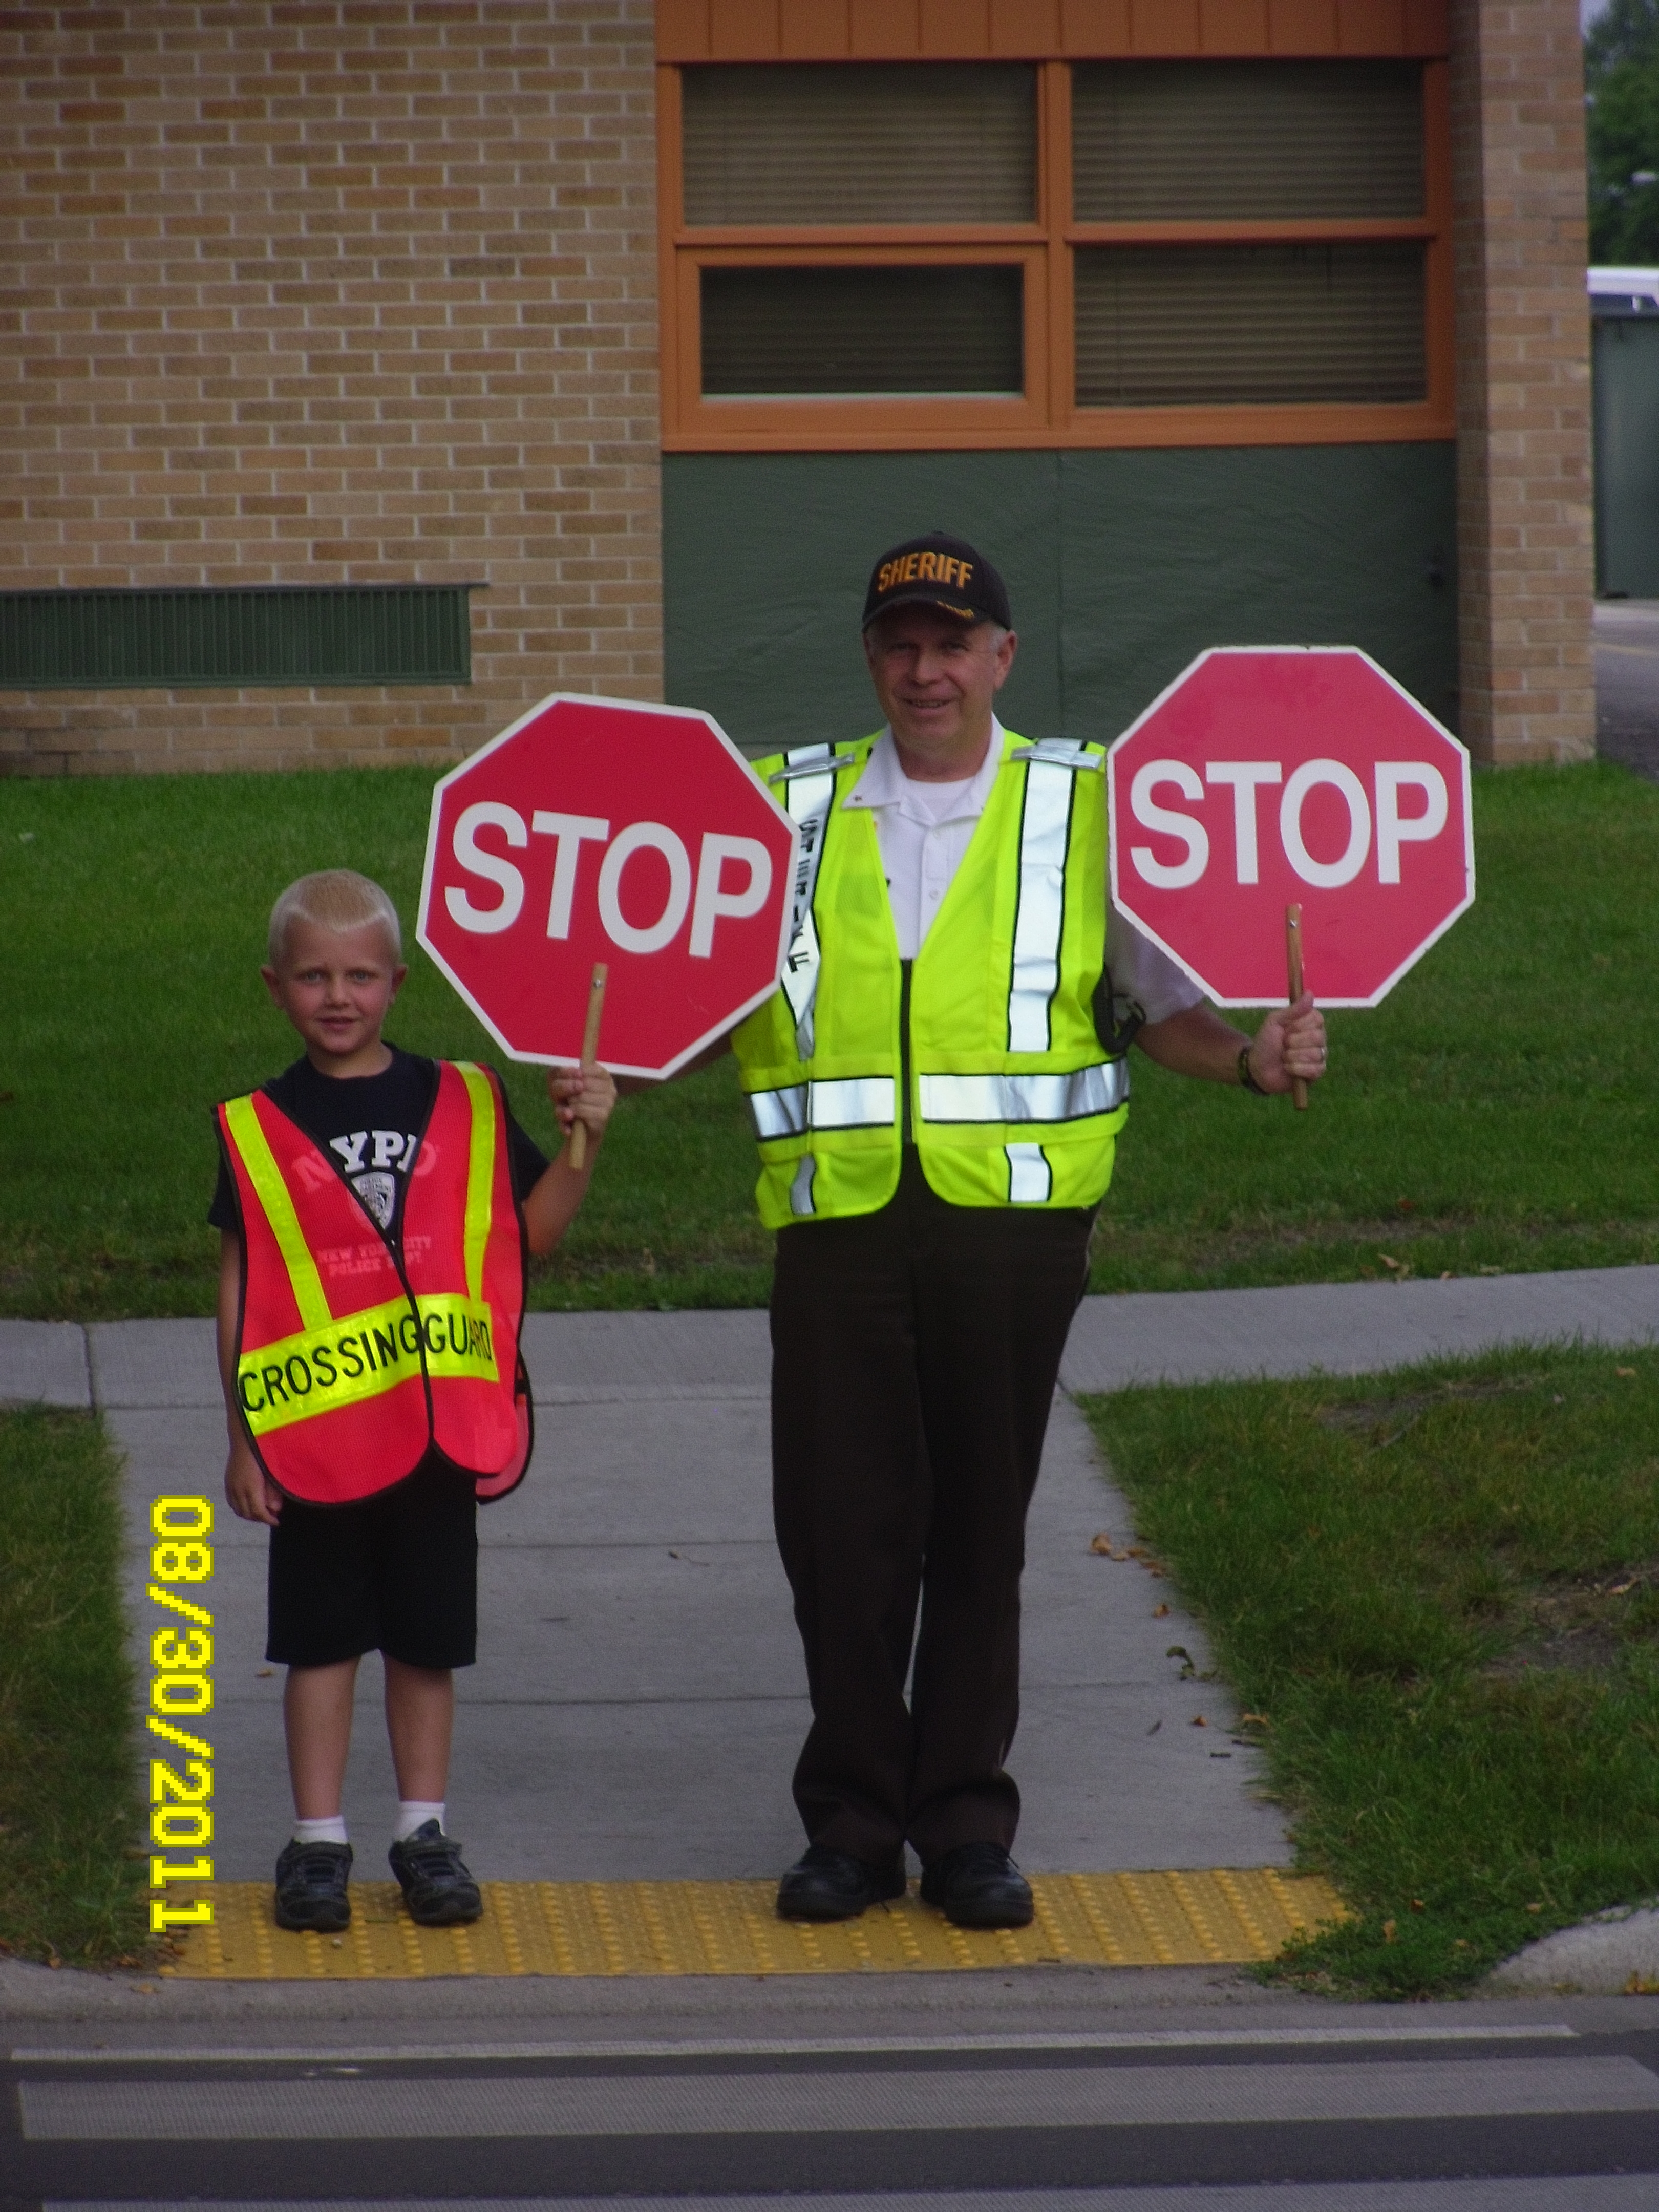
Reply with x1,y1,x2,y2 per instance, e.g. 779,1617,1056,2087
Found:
268,870,403,968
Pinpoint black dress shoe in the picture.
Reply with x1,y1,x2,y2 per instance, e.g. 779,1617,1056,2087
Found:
919,1842,1034,1929
776,1843,907,1922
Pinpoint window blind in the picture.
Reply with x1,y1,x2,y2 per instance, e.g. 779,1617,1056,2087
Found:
1072,62,1423,223
1074,243,1426,407
683,65,1036,227
700,265,1024,397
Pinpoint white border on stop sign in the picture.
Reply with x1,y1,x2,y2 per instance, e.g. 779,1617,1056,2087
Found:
415,689,800,1078
1105,645,1476,1010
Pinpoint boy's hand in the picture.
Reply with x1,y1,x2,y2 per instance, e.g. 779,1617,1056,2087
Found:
225,1439,283,1526
548,1062,618,1154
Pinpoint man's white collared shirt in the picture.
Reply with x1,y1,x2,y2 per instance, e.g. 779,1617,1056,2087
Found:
842,718,1201,1023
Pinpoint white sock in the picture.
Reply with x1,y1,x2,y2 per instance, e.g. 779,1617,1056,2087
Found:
394,1799,445,1842
292,1815,348,1846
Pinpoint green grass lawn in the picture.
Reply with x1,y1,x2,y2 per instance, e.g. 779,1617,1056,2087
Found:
1082,1344,1659,1998
0,1409,149,1968
2,757,1656,1318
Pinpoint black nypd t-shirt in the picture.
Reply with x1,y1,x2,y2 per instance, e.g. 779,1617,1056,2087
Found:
210,1047,549,1247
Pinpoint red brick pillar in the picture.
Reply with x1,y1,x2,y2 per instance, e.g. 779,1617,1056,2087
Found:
1450,0,1596,764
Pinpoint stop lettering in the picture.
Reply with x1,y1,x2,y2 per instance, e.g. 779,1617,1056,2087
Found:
417,694,799,1077
1107,648,1474,1008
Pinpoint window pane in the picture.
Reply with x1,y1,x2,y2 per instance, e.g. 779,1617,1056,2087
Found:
1073,62,1423,222
683,65,1036,226
701,265,1024,397
1074,243,1425,407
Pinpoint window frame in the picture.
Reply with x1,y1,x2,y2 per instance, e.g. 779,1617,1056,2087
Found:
656,48,1454,452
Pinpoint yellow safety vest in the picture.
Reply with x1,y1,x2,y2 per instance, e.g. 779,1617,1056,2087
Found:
731,729,1129,1225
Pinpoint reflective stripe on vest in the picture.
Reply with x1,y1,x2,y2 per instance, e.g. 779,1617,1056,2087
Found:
747,1075,896,1140
918,1062,1129,1126
772,745,850,1060
1008,759,1076,1053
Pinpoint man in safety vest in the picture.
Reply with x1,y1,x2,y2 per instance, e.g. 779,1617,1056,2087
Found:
731,533,1328,1928
215,869,615,1936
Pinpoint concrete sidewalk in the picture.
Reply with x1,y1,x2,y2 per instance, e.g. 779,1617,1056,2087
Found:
2,1265,1654,1892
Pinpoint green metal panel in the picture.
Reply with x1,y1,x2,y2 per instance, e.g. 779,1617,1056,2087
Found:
1057,443,1458,735
662,451,1066,748
0,586,473,688
663,444,1457,750
1593,315,1659,598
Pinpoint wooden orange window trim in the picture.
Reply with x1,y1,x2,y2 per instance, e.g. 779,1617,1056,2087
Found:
658,41,1454,453
657,0,1450,64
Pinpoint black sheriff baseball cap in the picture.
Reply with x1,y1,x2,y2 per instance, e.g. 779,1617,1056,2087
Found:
861,530,1012,632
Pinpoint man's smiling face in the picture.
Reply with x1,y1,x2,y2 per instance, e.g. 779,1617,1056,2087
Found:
862,606,1018,782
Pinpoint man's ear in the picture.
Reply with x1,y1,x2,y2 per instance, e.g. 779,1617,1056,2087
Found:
992,628,1018,689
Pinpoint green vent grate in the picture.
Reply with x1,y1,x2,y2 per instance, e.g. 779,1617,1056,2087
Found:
0,586,474,688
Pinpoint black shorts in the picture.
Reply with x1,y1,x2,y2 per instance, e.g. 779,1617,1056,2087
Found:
266,1454,479,1670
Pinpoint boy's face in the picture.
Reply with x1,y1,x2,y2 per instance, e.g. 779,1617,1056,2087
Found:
262,918,408,1075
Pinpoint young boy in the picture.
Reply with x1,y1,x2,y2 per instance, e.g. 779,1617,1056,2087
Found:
215,869,614,1933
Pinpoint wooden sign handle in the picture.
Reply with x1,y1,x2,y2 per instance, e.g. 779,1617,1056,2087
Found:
1284,905,1308,1113
568,962,608,1171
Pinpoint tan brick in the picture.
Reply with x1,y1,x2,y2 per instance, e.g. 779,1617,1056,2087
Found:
1450,0,1595,764
0,0,661,771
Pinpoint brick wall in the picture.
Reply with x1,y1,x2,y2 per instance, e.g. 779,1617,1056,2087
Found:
1450,0,1596,764
0,1,661,775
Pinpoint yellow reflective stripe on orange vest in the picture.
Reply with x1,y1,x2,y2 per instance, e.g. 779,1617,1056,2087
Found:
238,1291,499,1436
222,1094,332,1334
456,1061,496,1308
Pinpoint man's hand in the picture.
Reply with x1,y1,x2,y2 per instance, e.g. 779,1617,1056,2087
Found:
548,1060,618,1151
1243,992,1327,1095
225,1437,282,1526
1136,995,1328,1092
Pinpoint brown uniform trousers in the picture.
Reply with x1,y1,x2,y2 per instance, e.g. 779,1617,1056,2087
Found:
770,1147,1095,1866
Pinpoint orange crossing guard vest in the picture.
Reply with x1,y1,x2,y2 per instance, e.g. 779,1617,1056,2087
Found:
216,1060,531,1506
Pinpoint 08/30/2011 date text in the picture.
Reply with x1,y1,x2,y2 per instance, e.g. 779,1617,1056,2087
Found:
146,1495,215,1932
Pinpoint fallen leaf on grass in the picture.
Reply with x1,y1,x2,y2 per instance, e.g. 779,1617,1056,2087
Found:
1382,1919,1397,1943
1239,1712,1272,1728
1526,1902,1543,1914
1618,1367,1637,1378
1410,1899,1425,1913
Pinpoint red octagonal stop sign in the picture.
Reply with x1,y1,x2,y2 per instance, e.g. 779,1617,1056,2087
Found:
1108,648,1474,1008
417,694,798,1077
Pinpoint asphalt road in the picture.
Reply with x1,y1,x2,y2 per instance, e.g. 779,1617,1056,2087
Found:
8,2004,1659,2207
1596,598,1659,778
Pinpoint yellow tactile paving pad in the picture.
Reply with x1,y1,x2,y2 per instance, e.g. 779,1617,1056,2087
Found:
155,1870,1345,1980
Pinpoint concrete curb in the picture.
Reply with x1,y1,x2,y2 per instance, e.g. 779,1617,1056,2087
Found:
1487,1906,1659,1997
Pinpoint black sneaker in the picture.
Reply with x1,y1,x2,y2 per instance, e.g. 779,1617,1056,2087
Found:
776,1843,907,1922
273,1838,352,1933
919,1842,1034,1929
388,1818,483,1927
